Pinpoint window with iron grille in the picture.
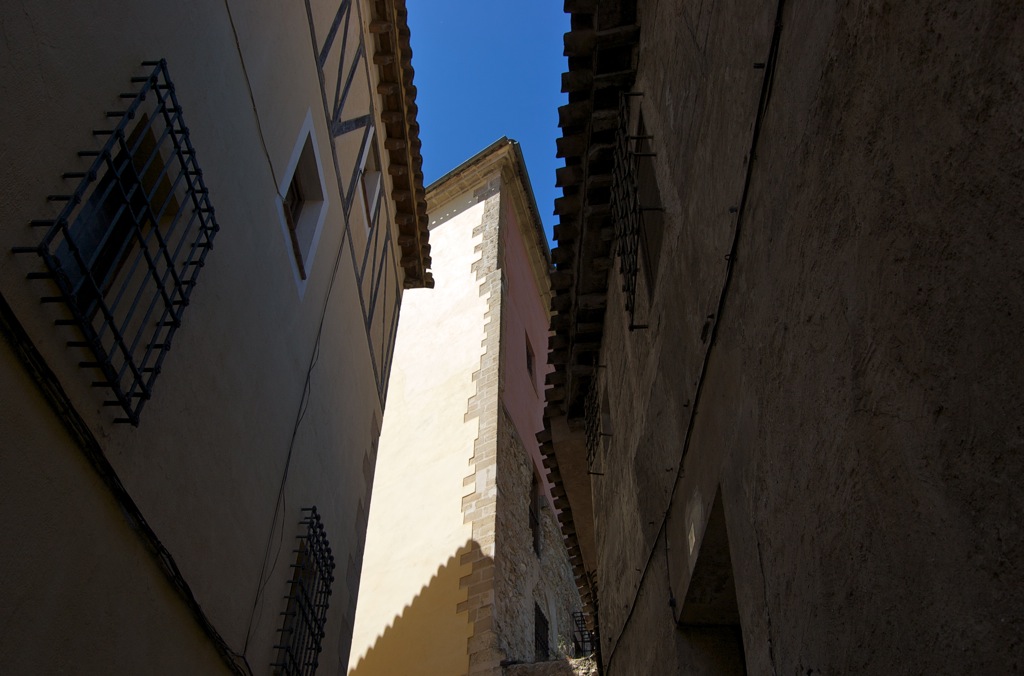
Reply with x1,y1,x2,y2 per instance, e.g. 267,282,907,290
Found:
534,603,550,662
273,507,336,676
610,92,662,330
584,377,601,470
13,60,219,426
584,375,613,471
571,610,599,657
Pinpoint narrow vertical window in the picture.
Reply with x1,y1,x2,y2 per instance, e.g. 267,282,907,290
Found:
525,332,535,387
282,136,325,280
534,603,550,661
278,111,329,294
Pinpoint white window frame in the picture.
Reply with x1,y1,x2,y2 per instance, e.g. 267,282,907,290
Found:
277,109,329,299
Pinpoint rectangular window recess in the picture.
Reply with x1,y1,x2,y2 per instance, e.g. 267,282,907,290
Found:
525,332,536,383
272,506,336,676
13,59,220,426
535,604,550,662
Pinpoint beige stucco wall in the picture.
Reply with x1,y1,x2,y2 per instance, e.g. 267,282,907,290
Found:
0,339,229,675
350,144,582,676
348,192,490,675
0,0,415,672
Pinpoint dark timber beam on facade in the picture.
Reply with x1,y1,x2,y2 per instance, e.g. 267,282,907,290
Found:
556,133,588,158
561,70,593,93
558,101,593,128
564,0,597,13
563,29,597,57
371,0,432,288
555,165,584,188
540,0,640,612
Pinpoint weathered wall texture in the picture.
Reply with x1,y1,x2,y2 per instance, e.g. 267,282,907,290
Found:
463,184,506,676
504,656,597,676
548,1,1024,675
495,408,582,664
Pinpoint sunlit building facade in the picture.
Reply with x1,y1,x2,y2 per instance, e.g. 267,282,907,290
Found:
0,0,429,673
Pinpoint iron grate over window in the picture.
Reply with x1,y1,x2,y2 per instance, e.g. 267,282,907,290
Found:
534,603,550,662
13,60,219,425
273,507,336,676
571,610,599,658
610,91,655,330
584,377,601,470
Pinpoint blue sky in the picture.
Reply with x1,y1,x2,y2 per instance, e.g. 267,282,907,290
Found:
406,2,569,243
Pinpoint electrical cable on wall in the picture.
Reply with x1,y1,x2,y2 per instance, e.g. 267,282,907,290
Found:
241,211,350,659
0,291,253,676
601,2,787,670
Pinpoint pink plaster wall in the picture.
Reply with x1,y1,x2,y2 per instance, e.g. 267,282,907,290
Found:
499,198,555,509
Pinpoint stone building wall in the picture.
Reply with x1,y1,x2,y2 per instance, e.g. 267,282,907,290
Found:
546,1,1024,675
496,407,582,664
461,184,506,676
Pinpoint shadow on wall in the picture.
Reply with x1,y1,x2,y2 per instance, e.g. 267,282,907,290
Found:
349,539,488,676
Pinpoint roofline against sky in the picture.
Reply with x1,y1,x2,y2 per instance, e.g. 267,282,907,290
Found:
426,137,552,264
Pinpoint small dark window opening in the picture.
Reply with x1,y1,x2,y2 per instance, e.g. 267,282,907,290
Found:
273,507,336,676
284,176,304,232
284,136,324,280
525,332,535,385
534,603,550,662
529,474,542,557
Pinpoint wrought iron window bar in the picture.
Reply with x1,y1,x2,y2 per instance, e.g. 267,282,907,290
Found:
610,91,659,331
13,59,219,425
571,610,599,658
584,377,601,470
273,506,336,676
